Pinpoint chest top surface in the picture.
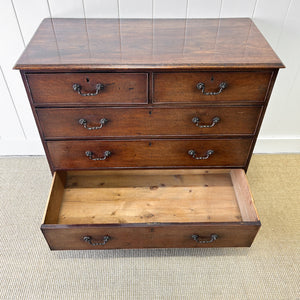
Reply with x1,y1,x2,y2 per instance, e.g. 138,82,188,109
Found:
14,18,284,71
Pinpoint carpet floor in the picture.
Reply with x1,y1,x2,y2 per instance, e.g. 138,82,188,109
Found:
0,155,299,300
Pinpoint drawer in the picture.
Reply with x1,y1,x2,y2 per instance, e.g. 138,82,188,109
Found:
41,169,260,250
37,106,262,139
27,73,148,105
46,138,252,169
153,71,272,103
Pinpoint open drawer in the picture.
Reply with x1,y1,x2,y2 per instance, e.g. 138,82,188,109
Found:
41,169,260,250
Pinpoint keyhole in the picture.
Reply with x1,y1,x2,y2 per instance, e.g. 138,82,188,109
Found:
211,75,214,82
86,77,90,83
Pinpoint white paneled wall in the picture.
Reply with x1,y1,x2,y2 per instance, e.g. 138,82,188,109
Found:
84,0,119,18
1,0,299,155
188,0,222,18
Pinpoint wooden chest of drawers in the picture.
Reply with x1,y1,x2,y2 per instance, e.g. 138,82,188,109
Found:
15,18,284,250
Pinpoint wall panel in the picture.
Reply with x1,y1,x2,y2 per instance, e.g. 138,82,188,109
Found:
257,0,300,139
84,0,119,18
220,0,257,18
0,67,24,140
119,0,152,18
188,0,222,18
253,0,291,47
154,0,187,18
0,1,39,142
12,0,50,45
48,0,84,18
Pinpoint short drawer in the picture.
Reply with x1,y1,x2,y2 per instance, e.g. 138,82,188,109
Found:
37,106,262,139
27,73,148,105
153,71,272,103
46,138,252,169
41,169,260,250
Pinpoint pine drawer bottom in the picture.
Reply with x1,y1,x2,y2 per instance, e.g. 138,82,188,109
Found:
41,169,260,250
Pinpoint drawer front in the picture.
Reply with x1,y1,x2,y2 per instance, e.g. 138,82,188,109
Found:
47,139,252,169
153,71,272,103
27,73,148,104
41,224,260,250
37,106,262,139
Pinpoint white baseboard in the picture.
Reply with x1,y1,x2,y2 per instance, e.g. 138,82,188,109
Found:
0,139,45,155
254,138,300,153
0,138,299,156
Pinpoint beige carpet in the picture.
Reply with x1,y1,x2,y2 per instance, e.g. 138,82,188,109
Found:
0,155,299,300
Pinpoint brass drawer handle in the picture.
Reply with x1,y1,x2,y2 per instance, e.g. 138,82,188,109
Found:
85,150,111,161
188,149,214,160
196,82,228,95
192,234,218,244
83,235,111,246
79,118,108,130
73,83,104,96
192,116,220,128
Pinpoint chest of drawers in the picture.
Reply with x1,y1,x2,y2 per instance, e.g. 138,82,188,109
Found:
15,18,284,250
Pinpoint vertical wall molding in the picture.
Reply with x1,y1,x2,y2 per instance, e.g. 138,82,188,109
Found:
10,0,26,47
251,0,258,18
274,0,292,48
0,66,25,141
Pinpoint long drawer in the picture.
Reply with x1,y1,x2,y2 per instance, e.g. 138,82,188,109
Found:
27,73,148,105
37,106,262,139
153,71,272,103
41,169,260,250
46,139,252,169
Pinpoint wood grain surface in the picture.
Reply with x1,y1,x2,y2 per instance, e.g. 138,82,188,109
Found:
27,73,148,104
14,18,284,70
36,106,262,139
153,71,272,102
41,169,260,249
15,18,279,250
41,224,260,249
46,138,253,169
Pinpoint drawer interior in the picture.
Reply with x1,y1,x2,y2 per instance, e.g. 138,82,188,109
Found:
43,169,259,225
